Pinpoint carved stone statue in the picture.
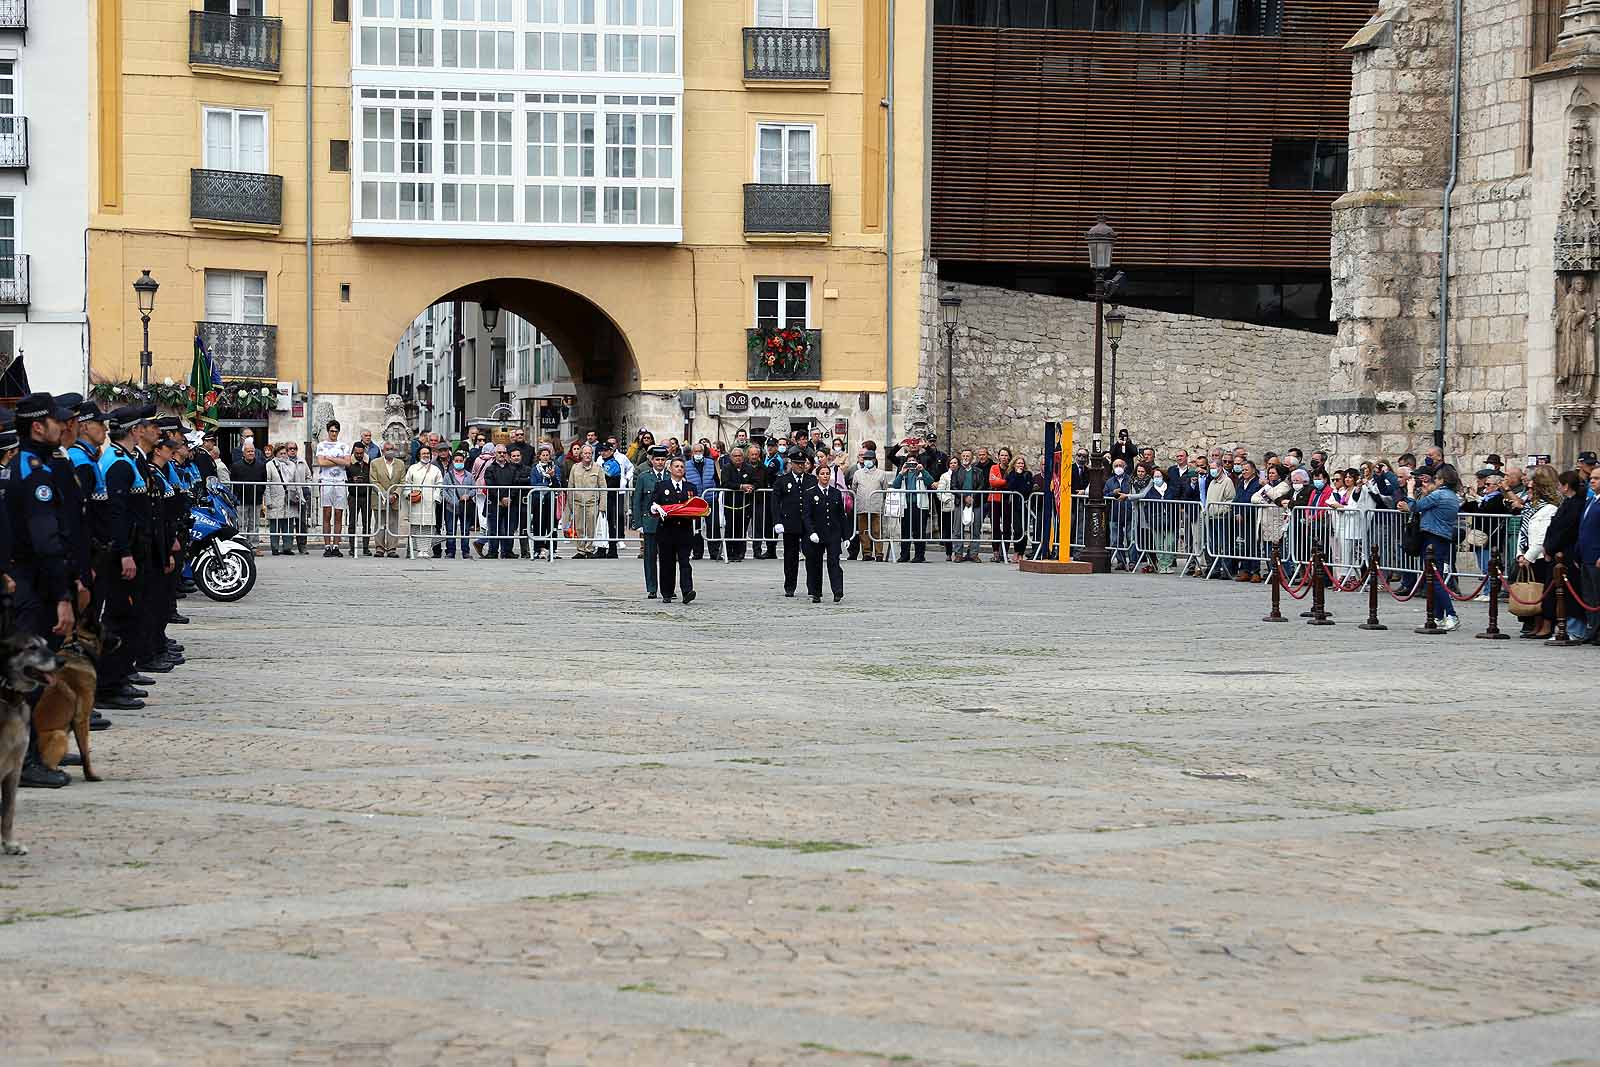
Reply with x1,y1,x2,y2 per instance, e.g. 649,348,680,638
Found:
1555,273,1598,402
382,393,410,450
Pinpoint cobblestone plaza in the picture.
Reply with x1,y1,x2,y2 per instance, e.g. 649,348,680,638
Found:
3,559,1598,1065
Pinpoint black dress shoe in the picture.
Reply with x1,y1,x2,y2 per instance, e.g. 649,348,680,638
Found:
683,591,696,604
90,710,115,727
137,659,174,674
20,762,69,788
833,594,843,602
119,685,148,698
60,752,82,767
785,591,795,598
661,596,675,603
169,613,190,625
95,694,143,711
646,592,658,599
127,673,156,685
811,595,821,603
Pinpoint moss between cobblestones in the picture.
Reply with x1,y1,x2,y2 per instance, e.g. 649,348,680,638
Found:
735,838,864,853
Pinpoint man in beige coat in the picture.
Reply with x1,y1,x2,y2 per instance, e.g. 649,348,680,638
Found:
567,445,607,557
368,442,408,558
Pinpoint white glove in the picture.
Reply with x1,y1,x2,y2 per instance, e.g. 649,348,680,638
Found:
840,540,849,553
809,533,820,544
775,523,785,535
650,504,665,518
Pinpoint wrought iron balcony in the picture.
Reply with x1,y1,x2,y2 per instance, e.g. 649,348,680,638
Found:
189,10,283,74
0,254,28,306
743,27,830,81
0,1,25,31
743,183,831,236
197,321,277,378
191,168,284,228
0,117,25,169
746,327,822,382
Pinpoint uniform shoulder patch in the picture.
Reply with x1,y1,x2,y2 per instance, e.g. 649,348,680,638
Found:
34,483,53,502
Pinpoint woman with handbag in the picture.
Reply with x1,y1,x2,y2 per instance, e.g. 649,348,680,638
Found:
1528,468,1586,639
262,443,303,556
403,445,444,558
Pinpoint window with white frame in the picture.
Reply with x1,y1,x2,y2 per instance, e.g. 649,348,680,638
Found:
755,0,815,27
755,278,809,328
206,0,266,14
602,0,676,75
0,61,14,138
204,270,267,325
510,316,532,387
756,123,813,184
359,89,437,220
0,198,14,278
359,0,436,66
204,108,268,173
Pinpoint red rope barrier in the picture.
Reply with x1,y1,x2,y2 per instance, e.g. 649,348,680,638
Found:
1277,562,1312,600
1374,565,1421,603
1437,570,1489,602
1320,562,1365,592
1565,576,1600,613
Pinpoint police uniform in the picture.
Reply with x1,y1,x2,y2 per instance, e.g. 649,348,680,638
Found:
801,476,848,602
650,468,697,603
96,406,152,701
772,449,817,597
48,394,93,612
630,446,667,598
5,393,74,644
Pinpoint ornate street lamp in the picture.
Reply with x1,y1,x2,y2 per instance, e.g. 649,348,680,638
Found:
1104,306,1127,450
132,270,159,388
939,287,962,447
480,302,501,334
1082,218,1124,574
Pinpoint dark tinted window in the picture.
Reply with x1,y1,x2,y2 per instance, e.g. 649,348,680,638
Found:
1269,139,1347,192
934,0,1281,34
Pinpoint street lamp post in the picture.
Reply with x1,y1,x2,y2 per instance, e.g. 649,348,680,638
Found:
1082,219,1121,574
132,270,160,389
1104,306,1126,448
939,287,962,447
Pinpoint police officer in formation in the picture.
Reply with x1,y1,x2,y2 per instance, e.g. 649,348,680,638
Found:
801,460,848,603
771,447,816,598
1,394,194,788
649,454,698,604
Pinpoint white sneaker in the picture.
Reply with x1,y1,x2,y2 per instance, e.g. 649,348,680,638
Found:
1439,615,1460,632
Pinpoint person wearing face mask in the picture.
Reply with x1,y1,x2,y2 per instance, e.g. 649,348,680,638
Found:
368,443,408,558
1230,460,1264,581
441,450,477,560
1200,459,1237,579
528,445,562,559
1296,464,1337,566
849,448,892,562
684,443,719,561
1140,462,1178,573
1104,457,1133,571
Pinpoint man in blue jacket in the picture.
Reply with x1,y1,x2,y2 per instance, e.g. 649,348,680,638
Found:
1578,467,1600,644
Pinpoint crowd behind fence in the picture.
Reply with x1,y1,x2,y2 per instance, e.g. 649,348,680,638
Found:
222,478,1519,583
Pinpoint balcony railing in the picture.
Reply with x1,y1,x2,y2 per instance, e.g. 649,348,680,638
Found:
188,10,283,74
743,27,830,81
743,183,831,236
0,1,25,31
198,321,277,378
747,328,822,382
191,168,284,228
0,254,28,306
0,117,25,169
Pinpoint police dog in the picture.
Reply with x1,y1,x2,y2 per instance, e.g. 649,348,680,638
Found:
34,619,108,782
1,632,65,856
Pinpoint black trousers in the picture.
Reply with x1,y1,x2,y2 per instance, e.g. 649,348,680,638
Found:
782,527,803,592
642,531,658,593
804,539,843,598
724,506,748,561
899,510,928,561
657,531,693,598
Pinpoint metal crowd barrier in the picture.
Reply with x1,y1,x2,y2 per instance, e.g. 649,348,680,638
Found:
525,485,637,559
866,487,1033,561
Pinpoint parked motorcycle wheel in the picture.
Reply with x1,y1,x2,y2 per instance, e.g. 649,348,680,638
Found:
196,546,257,602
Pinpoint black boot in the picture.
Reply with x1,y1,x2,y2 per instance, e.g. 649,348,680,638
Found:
95,692,144,711
20,760,69,789
169,612,190,625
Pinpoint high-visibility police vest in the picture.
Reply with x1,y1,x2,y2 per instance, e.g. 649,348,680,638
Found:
99,444,147,499
69,441,106,499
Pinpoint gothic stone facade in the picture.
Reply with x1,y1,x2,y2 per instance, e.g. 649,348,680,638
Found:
1329,0,1600,466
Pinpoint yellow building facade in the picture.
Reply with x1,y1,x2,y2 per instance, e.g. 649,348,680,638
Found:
87,0,929,446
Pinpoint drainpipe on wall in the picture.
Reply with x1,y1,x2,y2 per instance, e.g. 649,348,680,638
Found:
1435,0,1462,451
883,0,895,444
305,0,316,447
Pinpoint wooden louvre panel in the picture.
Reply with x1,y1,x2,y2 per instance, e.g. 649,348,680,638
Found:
931,1,1375,270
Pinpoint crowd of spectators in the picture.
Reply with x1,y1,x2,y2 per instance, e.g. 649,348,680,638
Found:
210,422,1600,642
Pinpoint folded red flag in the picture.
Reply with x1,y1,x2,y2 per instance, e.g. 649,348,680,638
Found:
660,498,711,519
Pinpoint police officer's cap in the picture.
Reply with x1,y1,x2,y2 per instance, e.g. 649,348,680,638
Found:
107,404,146,436
77,399,108,423
55,392,85,416
787,446,810,462
647,445,669,457
16,391,74,422
0,409,15,451
156,414,184,432
151,435,175,453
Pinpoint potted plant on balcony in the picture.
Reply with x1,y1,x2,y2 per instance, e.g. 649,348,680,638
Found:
748,325,813,378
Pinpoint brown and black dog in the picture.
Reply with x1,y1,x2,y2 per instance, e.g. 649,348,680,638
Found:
34,619,108,782
2,632,65,856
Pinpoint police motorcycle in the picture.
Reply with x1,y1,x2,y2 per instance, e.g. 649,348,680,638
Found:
187,477,257,601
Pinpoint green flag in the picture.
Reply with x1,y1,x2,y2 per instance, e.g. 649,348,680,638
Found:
187,333,220,429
